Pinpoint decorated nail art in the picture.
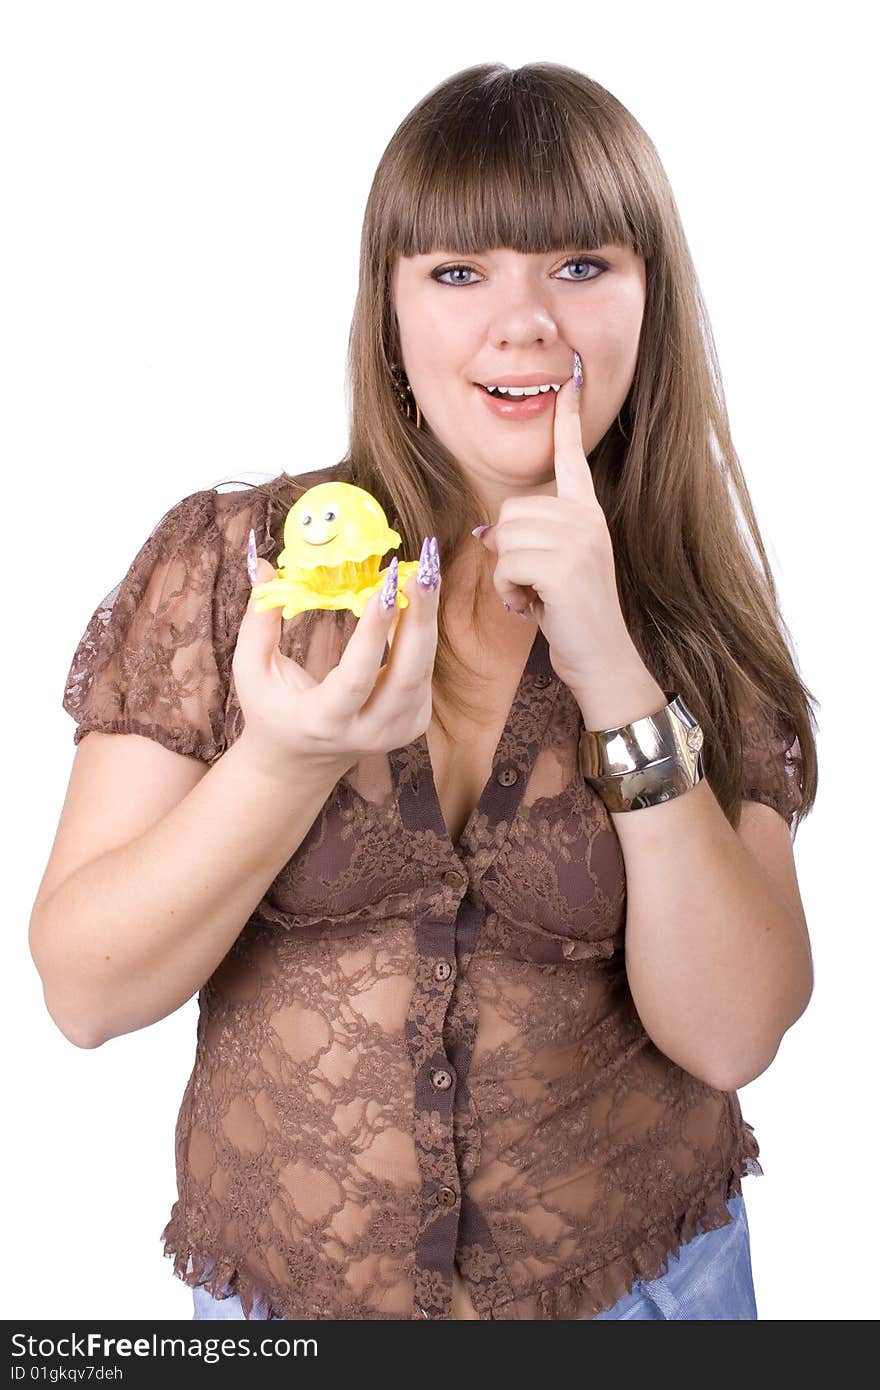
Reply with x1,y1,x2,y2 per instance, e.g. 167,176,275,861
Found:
247,528,258,584
380,555,399,612
573,350,583,391
417,536,440,590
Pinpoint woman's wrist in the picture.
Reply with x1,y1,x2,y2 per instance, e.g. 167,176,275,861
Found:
234,728,354,791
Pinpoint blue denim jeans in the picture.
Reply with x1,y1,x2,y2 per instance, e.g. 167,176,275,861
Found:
190,1192,756,1321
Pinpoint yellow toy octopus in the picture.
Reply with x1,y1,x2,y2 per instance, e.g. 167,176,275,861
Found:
249,481,423,620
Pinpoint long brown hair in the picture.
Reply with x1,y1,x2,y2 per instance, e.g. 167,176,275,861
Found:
223,61,818,834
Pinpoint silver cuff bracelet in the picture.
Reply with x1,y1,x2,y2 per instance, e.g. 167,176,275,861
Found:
578,691,705,813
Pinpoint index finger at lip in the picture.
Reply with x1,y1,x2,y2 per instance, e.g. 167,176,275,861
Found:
554,375,596,503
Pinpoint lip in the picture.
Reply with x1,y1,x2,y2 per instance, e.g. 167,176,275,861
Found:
474,382,557,420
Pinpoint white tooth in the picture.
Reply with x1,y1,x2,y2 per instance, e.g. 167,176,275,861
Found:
485,383,561,396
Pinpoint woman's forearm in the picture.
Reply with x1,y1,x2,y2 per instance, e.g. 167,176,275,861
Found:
614,775,812,1090
29,733,350,1048
572,665,812,1092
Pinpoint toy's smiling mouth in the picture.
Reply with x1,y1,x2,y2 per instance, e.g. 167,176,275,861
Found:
306,536,337,546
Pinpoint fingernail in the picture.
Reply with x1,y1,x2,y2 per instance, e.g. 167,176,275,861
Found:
417,535,440,590
380,555,399,612
471,524,491,540
573,350,583,391
247,528,258,584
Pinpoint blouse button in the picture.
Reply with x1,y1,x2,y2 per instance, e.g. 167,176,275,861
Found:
436,1185,458,1207
534,673,552,688
431,1068,453,1090
433,960,452,982
444,869,465,888
497,767,519,787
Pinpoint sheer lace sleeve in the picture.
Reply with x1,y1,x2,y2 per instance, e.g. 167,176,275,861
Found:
739,699,805,841
61,489,234,765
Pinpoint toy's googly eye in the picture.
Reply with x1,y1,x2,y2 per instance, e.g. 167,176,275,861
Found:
300,514,312,527
323,509,337,522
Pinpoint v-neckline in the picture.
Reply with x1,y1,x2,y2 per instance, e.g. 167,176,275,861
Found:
388,625,560,869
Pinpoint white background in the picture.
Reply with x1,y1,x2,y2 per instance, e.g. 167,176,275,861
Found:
3,0,875,1322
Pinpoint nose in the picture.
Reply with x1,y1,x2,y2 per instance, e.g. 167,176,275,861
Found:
487,291,559,348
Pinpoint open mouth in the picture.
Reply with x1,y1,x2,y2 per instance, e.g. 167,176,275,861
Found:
475,382,560,395
474,382,558,418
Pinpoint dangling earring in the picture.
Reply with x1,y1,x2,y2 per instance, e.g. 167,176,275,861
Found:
389,362,422,430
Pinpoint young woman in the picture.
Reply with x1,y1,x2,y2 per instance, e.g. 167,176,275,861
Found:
31,62,817,1321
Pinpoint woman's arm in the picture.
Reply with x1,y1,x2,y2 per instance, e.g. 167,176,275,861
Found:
573,664,813,1092
29,732,350,1048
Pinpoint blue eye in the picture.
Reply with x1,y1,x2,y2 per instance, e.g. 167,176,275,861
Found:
556,257,607,282
430,256,607,286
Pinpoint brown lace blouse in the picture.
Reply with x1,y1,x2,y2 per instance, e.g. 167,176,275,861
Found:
61,471,804,1320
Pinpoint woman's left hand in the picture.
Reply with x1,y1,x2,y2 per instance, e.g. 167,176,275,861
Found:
476,365,652,706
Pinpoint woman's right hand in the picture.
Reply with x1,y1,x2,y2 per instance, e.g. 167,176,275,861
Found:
231,540,441,779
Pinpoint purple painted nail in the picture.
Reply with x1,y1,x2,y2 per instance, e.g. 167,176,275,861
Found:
417,535,440,590
380,555,399,612
573,349,583,391
247,528,258,584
